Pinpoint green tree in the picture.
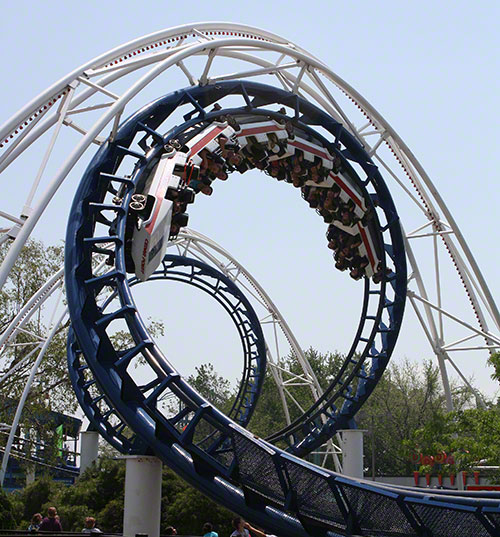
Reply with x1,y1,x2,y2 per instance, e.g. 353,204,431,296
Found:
188,363,232,411
9,457,235,534
162,469,234,535
9,457,126,531
488,352,500,384
48,457,126,531
248,348,345,440
0,238,164,478
356,358,474,476
0,488,15,529
0,239,76,475
410,406,500,481
7,475,62,528
0,239,63,332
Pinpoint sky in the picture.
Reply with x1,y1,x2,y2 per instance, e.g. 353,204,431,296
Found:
1,1,499,412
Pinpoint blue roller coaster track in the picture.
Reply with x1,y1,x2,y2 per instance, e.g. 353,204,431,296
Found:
68,253,267,454
65,81,500,536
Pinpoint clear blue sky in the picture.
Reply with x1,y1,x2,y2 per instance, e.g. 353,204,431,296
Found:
1,1,499,402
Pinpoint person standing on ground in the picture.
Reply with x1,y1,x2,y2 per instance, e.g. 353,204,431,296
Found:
82,516,102,533
39,507,62,532
27,513,42,532
203,522,218,537
230,517,266,537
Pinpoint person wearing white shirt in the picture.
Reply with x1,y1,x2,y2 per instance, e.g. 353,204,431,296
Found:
82,517,102,533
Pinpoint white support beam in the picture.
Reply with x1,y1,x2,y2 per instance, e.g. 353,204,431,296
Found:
443,345,499,352
292,62,307,94
76,76,120,100
62,118,105,145
176,60,197,86
0,211,23,225
441,333,479,351
66,102,114,115
23,85,76,214
408,291,500,346
80,430,99,473
339,430,365,478
122,456,162,537
374,154,429,215
0,309,68,486
209,61,297,84
407,230,454,239
199,48,216,85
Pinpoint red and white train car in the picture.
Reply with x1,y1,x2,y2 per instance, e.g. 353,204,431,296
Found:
129,120,236,281
186,121,237,166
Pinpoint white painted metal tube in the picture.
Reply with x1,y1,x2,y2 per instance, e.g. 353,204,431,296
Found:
0,37,345,293
0,22,496,337
0,268,63,353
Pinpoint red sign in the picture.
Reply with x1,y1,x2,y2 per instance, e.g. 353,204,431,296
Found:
409,453,421,464
435,451,447,464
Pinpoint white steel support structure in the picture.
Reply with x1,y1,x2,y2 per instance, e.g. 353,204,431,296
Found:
0,309,68,485
169,229,344,470
122,456,162,537
0,22,497,477
0,262,103,486
0,228,345,473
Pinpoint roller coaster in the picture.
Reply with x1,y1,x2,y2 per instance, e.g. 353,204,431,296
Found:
0,23,499,537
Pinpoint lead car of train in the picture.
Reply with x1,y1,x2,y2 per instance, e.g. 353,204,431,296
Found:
124,121,237,281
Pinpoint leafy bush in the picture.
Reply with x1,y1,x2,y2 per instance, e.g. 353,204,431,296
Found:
7,457,235,534
0,489,15,529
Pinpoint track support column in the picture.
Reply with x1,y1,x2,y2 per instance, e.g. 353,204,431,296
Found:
123,455,162,537
339,429,365,478
80,430,99,474
25,464,35,486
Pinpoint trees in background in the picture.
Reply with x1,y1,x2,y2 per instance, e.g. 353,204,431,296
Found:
0,239,72,411
189,349,494,479
489,351,500,386
355,358,474,477
3,352,496,533
188,363,232,411
0,239,76,474
1,237,499,532
0,354,495,532
0,239,165,478
408,406,500,482
247,348,344,439
4,458,234,534
0,488,15,529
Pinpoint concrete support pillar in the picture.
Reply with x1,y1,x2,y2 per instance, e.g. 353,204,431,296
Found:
25,464,35,486
458,470,466,491
339,429,365,479
80,430,99,474
123,456,162,537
